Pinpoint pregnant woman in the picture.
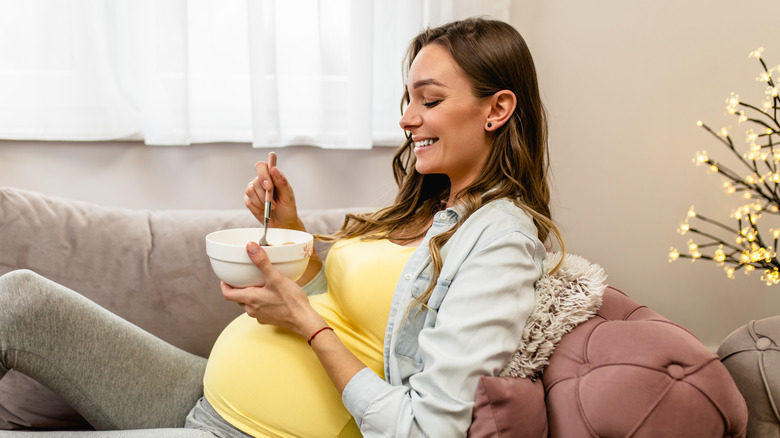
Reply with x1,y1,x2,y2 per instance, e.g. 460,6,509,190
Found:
0,17,563,437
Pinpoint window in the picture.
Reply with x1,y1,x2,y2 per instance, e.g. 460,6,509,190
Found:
0,0,508,148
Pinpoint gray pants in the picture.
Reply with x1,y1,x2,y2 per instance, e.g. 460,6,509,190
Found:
0,270,250,437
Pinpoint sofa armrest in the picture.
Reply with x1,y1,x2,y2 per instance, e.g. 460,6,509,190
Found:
719,315,780,438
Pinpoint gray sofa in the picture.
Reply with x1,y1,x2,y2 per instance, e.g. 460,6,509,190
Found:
0,186,753,436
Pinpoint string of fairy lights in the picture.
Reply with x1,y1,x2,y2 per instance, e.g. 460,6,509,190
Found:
669,47,780,285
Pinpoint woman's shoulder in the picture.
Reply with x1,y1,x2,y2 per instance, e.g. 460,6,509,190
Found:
477,198,537,228
456,198,541,244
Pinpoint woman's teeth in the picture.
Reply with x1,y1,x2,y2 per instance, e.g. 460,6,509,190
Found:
414,138,437,148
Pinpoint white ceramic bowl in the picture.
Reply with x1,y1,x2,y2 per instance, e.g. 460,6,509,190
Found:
205,227,314,287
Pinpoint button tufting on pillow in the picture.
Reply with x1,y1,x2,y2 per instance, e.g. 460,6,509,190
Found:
667,364,685,380
756,337,773,350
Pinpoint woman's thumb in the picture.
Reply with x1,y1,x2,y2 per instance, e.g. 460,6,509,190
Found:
246,241,273,272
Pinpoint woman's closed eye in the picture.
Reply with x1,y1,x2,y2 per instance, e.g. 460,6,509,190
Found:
423,99,442,108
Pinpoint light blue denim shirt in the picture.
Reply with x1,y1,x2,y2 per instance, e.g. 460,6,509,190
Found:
340,198,546,437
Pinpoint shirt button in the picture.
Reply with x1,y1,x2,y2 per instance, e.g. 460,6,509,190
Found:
405,273,412,280
439,212,448,220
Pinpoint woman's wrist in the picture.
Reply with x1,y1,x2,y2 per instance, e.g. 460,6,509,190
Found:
307,326,334,345
298,308,328,341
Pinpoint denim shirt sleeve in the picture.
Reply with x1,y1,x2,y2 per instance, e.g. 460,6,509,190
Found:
342,201,544,437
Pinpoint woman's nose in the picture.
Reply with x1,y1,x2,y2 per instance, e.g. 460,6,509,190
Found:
399,105,421,131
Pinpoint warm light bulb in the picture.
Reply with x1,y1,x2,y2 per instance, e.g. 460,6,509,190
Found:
715,246,726,265
668,247,680,262
727,93,740,114
749,47,765,59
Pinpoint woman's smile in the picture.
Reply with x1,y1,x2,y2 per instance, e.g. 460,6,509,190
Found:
413,138,439,152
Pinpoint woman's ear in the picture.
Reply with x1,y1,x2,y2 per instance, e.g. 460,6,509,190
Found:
485,90,517,131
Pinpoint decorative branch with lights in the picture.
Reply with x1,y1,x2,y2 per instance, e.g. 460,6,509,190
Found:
670,47,780,285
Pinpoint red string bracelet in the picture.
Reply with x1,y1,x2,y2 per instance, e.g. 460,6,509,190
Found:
307,326,334,345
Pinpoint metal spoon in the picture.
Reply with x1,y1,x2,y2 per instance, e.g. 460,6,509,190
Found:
258,152,276,246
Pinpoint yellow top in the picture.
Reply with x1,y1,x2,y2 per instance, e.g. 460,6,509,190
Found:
203,238,416,437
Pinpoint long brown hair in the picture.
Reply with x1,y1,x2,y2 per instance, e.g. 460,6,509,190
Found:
319,18,564,305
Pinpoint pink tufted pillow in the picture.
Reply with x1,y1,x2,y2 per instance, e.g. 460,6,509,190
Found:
543,287,746,437
469,287,747,437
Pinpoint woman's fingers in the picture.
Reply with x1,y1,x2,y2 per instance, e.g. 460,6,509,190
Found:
245,159,275,222
244,156,305,230
245,178,266,221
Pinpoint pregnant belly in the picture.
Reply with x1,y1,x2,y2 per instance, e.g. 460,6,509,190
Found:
202,314,361,438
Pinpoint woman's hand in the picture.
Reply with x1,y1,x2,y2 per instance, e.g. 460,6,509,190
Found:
221,241,326,337
244,154,323,286
245,153,305,231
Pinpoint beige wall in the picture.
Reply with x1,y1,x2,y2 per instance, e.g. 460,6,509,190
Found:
3,0,780,348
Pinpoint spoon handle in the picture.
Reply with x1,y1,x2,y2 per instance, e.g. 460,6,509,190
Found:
263,152,277,224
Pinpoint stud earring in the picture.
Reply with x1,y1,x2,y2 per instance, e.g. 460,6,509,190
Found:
487,122,493,128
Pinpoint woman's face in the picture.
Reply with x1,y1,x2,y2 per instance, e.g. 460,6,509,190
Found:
400,43,493,196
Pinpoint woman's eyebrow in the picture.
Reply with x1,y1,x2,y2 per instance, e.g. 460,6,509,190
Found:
411,78,447,89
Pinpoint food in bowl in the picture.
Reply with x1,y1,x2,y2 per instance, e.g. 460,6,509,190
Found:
206,228,314,287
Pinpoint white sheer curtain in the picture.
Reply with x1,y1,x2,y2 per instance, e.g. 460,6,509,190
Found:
0,0,509,148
